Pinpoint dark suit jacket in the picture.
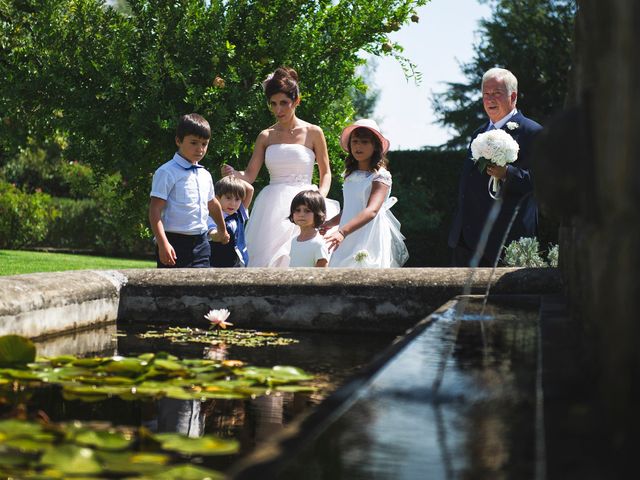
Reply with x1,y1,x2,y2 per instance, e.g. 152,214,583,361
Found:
448,111,543,265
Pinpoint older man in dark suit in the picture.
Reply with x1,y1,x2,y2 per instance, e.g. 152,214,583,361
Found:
448,67,543,267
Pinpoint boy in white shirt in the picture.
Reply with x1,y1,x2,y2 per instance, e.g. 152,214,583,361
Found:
149,113,229,268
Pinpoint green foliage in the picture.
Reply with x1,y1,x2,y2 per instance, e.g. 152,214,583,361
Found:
503,236,559,267
0,335,36,367
43,197,98,249
547,243,559,268
88,172,151,254
0,418,227,478
0,180,58,248
432,0,576,148
0,340,315,401
388,147,464,266
351,60,381,119
0,0,428,242
139,326,299,347
59,160,95,198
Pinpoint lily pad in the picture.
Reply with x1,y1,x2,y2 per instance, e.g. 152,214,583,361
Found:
0,335,36,366
0,419,45,436
145,463,225,479
97,450,169,475
40,445,103,475
74,428,134,451
100,357,147,377
154,432,239,456
4,435,55,453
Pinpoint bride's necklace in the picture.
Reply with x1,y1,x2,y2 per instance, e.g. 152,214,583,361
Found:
278,124,297,136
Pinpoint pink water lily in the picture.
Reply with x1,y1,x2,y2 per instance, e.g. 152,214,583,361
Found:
204,308,233,329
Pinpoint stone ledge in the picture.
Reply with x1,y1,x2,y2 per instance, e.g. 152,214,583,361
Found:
0,267,562,337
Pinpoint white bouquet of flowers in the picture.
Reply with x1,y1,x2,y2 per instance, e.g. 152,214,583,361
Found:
470,129,520,197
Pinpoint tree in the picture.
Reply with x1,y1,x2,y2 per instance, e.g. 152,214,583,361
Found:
0,0,427,248
432,0,576,149
351,60,381,119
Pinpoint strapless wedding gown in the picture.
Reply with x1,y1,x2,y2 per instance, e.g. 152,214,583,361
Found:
245,143,340,267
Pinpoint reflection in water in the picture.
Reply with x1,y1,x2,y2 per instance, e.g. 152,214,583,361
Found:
33,322,117,358
152,398,205,438
1,327,394,473
277,300,538,480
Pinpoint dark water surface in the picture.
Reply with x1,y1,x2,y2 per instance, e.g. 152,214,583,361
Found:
270,300,540,480
7,325,396,473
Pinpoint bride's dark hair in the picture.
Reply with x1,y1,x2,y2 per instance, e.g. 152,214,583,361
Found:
344,127,388,177
263,67,300,101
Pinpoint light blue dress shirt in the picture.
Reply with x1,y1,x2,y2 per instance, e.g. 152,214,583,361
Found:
150,152,215,235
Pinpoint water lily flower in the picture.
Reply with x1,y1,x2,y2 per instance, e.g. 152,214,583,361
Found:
204,308,233,329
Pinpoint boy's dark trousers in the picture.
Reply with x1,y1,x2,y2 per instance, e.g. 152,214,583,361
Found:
209,241,242,267
157,232,210,268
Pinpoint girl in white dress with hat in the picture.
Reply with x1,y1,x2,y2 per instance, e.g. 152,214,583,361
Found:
221,67,339,267
322,119,409,268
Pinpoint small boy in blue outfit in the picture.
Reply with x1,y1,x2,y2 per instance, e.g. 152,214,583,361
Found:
208,175,253,267
149,113,229,268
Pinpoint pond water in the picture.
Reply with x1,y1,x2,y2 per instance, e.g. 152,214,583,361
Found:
239,298,541,480
2,324,396,475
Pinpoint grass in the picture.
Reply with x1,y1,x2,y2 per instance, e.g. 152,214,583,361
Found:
0,249,155,276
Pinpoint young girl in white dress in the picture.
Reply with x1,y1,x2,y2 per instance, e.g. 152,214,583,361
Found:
221,67,339,267
322,119,409,268
288,190,330,267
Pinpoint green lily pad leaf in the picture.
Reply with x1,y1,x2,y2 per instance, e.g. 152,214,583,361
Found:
62,386,109,403
46,355,76,367
40,445,103,475
163,387,197,400
0,453,30,467
0,367,42,380
72,357,108,368
272,365,313,380
90,385,139,398
198,390,247,400
153,359,187,372
137,352,156,362
74,428,134,451
101,357,147,377
274,385,317,393
53,366,94,380
97,450,169,475
99,375,137,385
0,419,45,436
154,433,239,456
4,435,55,452
202,379,255,389
144,463,225,479
0,335,36,366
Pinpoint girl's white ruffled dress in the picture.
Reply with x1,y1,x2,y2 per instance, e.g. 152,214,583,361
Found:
329,168,409,268
245,143,339,267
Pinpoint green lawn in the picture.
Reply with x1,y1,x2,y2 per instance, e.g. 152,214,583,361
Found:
0,249,155,276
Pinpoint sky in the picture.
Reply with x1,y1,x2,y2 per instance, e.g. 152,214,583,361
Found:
370,0,492,150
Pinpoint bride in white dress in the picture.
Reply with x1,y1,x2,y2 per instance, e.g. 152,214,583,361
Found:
221,67,338,267
322,119,409,268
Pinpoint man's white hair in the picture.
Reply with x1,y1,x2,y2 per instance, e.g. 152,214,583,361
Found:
482,67,518,95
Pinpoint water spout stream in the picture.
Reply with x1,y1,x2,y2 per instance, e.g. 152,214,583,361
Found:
480,191,533,315
431,196,504,394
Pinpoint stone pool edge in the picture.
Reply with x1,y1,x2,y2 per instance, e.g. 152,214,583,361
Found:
0,267,561,338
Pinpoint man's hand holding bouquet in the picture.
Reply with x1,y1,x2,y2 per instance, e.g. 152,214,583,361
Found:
470,129,520,199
